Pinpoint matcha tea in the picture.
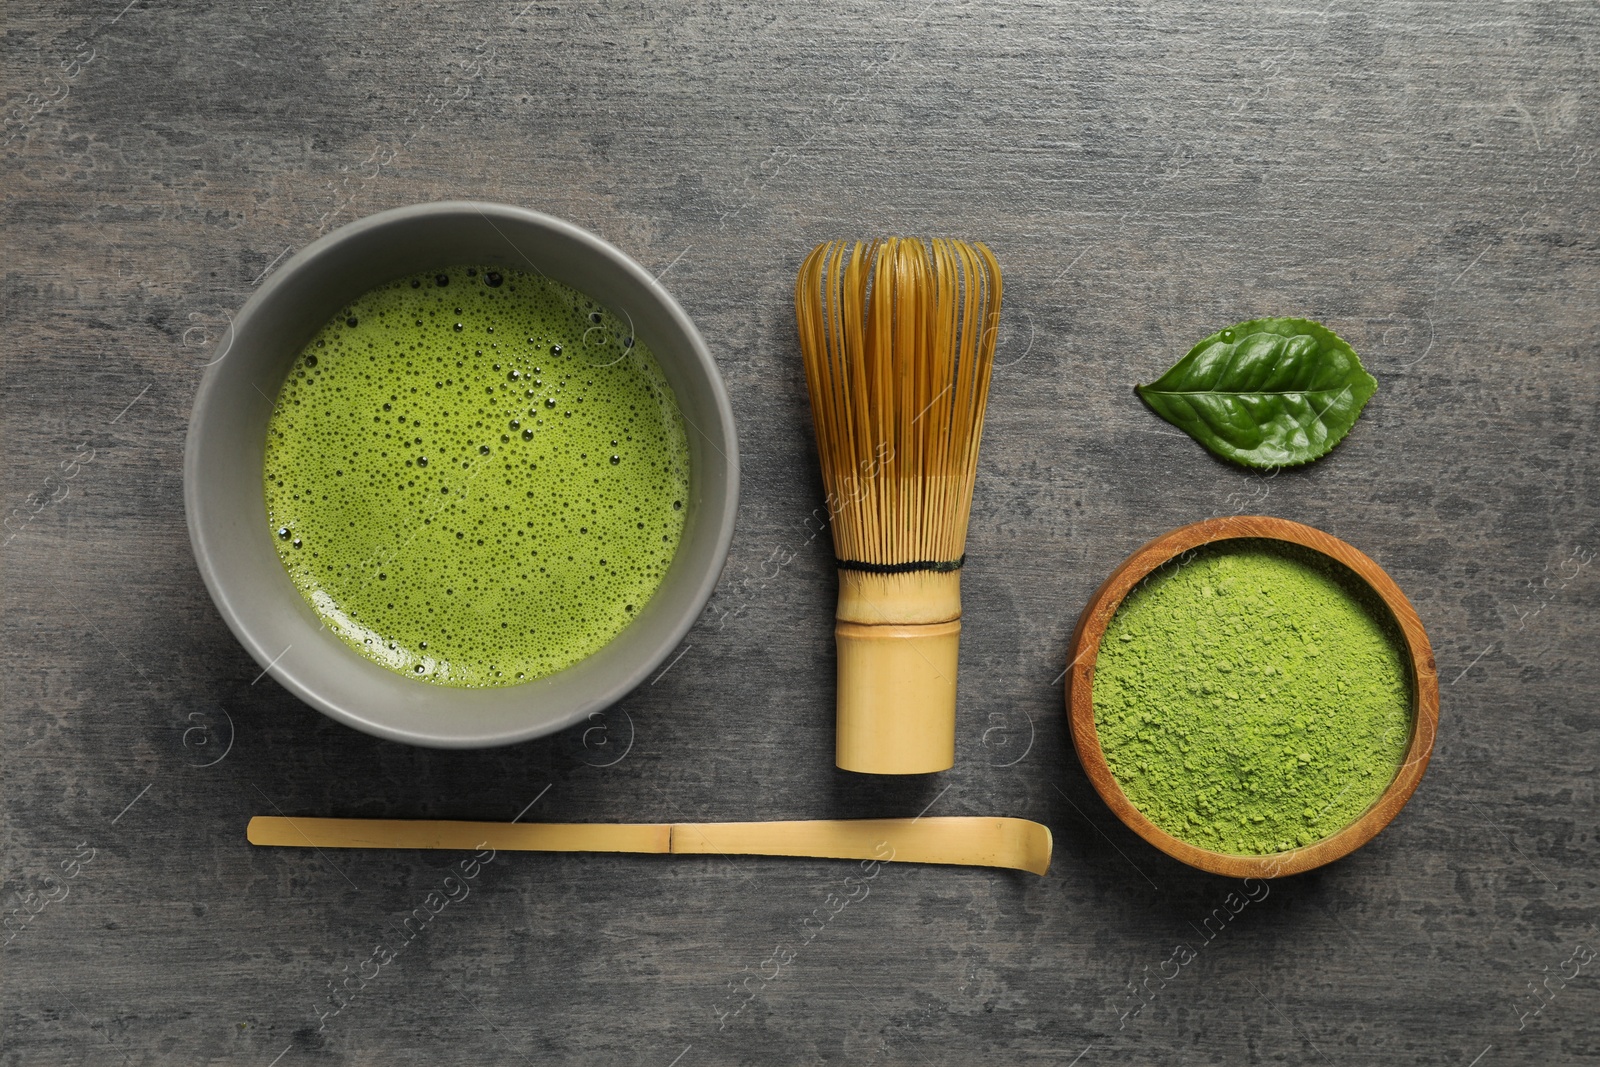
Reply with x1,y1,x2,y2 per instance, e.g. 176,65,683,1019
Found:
263,266,691,687
1093,540,1412,855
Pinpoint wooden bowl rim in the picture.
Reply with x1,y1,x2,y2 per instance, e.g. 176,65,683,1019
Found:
1065,515,1440,879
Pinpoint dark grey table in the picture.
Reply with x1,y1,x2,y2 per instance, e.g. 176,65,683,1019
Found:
5,2,1597,1063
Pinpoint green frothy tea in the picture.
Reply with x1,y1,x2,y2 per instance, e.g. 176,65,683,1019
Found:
1093,540,1412,855
263,266,691,687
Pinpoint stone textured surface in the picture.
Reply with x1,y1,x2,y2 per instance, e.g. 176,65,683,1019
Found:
4,1,1597,1063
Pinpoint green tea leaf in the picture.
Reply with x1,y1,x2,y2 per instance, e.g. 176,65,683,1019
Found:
1135,317,1377,469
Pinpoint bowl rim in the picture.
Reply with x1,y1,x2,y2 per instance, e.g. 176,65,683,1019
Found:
183,200,739,747
1065,515,1439,878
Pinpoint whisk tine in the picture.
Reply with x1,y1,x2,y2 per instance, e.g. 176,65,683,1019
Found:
797,238,1000,567
795,237,1002,774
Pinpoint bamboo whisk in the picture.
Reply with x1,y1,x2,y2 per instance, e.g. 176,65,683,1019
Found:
795,238,1002,774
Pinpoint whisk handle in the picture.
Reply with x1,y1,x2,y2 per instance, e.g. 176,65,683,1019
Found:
835,618,960,774
832,568,963,774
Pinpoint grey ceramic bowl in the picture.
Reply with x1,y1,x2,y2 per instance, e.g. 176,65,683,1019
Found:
185,202,738,747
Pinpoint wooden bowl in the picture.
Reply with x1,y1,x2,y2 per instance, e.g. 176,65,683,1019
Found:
1066,515,1439,878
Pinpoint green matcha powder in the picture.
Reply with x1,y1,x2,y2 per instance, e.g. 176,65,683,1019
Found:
1093,539,1412,855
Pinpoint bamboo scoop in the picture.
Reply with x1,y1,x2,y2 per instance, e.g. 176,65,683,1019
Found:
795,239,1002,774
247,815,1051,876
